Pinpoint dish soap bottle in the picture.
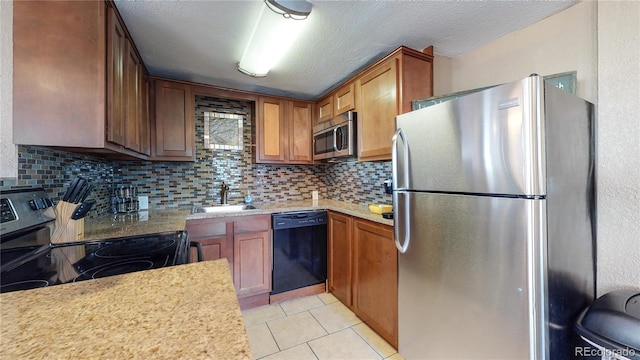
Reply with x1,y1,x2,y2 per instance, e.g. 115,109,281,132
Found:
244,191,253,205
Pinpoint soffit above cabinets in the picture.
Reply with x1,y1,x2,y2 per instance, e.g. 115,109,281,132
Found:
113,0,578,100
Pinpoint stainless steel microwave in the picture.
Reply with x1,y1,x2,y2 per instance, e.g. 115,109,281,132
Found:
313,111,357,161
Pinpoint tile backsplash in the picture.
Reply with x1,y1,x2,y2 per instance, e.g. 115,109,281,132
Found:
326,161,392,206
11,97,392,217
11,145,114,218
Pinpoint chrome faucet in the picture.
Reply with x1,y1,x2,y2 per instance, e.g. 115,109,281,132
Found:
220,181,230,205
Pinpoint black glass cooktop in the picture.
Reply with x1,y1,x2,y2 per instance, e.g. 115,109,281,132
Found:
0,231,190,294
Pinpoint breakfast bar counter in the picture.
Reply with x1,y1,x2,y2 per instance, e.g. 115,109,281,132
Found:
0,260,252,359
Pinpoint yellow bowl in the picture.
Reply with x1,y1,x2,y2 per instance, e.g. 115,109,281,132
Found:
369,204,393,214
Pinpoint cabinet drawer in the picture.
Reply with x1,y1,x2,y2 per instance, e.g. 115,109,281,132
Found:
185,219,227,238
234,215,271,234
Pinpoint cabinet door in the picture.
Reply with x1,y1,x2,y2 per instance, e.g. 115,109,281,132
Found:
124,40,141,152
107,7,126,147
186,220,233,270
13,1,107,148
256,97,286,163
287,101,313,164
334,82,356,115
328,211,353,306
153,80,195,160
356,59,398,161
352,219,398,348
139,77,151,156
191,235,231,261
316,95,333,124
233,230,272,296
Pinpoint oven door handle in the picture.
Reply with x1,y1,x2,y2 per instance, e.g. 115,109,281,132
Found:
190,241,204,262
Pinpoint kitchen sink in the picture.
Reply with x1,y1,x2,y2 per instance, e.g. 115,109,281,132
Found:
191,204,257,214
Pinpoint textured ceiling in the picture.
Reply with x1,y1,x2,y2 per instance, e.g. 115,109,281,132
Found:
114,0,578,100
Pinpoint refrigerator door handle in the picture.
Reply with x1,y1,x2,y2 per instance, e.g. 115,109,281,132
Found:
391,128,409,190
393,191,411,253
392,128,411,253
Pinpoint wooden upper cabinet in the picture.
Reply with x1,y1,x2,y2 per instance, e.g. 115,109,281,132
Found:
334,82,356,115
152,79,195,161
357,59,398,161
316,94,333,125
106,7,126,147
139,78,151,156
315,83,354,126
255,96,313,164
256,97,286,163
124,40,142,153
13,1,150,159
13,1,107,149
356,47,433,161
288,101,313,164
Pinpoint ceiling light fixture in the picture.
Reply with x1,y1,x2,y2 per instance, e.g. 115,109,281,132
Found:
238,0,312,78
265,0,312,20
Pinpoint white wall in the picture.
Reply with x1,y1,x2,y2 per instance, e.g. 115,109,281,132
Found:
434,1,640,295
595,0,640,295
432,54,452,97
0,0,17,179
449,1,598,103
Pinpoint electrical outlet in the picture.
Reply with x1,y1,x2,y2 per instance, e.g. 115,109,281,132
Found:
312,191,319,200
138,195,149,210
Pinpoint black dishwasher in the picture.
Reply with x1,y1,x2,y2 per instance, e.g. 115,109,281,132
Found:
271,211,327,295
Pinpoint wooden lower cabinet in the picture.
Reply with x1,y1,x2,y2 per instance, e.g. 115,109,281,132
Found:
234,230,271,302
328,211,353,306
327,211,398,348
352,218,398,349
185,219,233,267
185,215,272,310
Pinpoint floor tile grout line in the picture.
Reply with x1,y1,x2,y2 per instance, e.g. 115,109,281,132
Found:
248,294,398,360
260,301,287,358
267,309,329,353
308,306,332,335
305,341,321,360
348,323,399,359
279,294,327,317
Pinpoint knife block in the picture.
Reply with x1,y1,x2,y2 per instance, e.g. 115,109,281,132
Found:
51,201,85,244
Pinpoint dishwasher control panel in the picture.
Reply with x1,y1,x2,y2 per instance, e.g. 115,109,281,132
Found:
272,211,327,230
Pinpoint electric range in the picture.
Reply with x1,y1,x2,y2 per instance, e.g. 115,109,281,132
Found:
1,187,192,294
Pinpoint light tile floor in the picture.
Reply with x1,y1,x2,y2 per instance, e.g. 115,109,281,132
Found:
242,293,404,360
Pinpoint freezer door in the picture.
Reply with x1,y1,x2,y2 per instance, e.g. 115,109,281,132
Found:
395,76,545,196
397,191,547,359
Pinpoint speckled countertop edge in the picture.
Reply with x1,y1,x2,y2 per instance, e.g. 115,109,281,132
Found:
82,199,393,241
0,260,252,360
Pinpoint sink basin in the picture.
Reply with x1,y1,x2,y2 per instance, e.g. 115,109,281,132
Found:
191,204,257,214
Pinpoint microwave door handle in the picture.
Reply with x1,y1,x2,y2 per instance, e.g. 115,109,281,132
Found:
333,127,340,152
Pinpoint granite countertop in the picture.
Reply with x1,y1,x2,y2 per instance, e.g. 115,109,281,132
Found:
0,260,251,359
81,199,393,242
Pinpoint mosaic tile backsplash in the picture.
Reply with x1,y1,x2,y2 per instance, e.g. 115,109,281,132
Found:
10,96,392,218
10,145,114,218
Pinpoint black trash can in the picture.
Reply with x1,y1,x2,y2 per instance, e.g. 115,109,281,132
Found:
574,289,640,359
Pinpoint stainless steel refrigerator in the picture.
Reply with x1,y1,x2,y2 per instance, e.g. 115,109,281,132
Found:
392,75,596,359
